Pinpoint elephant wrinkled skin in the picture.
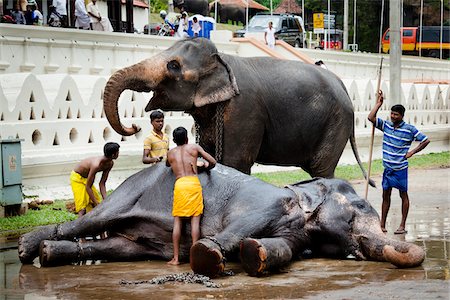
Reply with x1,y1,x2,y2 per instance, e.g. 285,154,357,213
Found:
102,38,374,186
18,164,424,277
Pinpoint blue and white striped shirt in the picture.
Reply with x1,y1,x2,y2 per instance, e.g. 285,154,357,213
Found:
376,118,428,170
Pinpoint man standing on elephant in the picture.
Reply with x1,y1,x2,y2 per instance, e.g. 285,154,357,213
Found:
166,127,216,265
142,110,169,164
368,91,430,234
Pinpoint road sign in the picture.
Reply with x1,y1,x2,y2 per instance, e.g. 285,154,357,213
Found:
313,13,324,34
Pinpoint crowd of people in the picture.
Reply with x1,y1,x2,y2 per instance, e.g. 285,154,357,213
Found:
2,0,112,31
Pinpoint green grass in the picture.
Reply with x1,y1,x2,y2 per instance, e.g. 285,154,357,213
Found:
0,152,447,237
0,200,76,236
254,152,449,186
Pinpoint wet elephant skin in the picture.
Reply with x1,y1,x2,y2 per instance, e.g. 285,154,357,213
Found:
18,164,424,277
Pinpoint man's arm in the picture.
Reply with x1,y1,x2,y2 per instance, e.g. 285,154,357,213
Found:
405,139,430,159
264,31,268,44
99,164,112,200
142,149,162,164
85,167,100,206
197,146,216,170
368,90,383,124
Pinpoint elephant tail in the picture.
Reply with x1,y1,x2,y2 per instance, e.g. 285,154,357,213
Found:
350,133,376,187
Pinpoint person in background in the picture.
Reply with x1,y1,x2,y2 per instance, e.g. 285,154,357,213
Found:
74,0,91,30
48,5,62,27
368,90,430,235
264,21,276,49
192,16,201,37
142,110,169,164
52,0,68,27
11,4,26,24
86,0,113,32
176,12,188,38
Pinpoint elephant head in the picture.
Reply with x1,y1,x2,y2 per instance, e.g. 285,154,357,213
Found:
290,178,425,268
103,38,239,136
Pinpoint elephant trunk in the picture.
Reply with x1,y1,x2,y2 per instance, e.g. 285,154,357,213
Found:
103,58,166,136
359,235,425,268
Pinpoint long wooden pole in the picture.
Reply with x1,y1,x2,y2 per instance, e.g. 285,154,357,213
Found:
364,57,383,200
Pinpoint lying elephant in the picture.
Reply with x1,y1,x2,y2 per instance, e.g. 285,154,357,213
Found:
18,164,424,277
103,38,373,186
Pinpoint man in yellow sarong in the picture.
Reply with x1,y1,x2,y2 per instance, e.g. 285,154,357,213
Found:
166,127,216,265
70,142,120,217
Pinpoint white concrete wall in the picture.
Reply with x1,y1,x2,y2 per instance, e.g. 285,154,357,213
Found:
0,24,448,182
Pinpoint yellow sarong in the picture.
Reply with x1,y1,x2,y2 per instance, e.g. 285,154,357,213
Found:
70,170,102,213
172,176,203,217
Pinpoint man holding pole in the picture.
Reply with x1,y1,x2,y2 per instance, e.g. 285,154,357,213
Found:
368,91,430,234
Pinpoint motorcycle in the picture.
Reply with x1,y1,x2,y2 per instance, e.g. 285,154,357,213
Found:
157,22,175,36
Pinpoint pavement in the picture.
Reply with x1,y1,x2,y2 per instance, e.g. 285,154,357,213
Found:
5,167,450,299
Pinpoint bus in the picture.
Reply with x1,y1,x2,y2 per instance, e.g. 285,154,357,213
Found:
382,26,450,58
317,29,343,50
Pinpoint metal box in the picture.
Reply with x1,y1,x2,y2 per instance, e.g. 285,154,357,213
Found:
0,139,23,206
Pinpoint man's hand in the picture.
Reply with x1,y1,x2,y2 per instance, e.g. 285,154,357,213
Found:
377,90,384,105
405,151,414,159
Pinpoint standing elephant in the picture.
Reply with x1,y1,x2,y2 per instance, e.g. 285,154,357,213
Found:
173,0,209,16
103,38,372,183
216,4,246,25
18,164,424,277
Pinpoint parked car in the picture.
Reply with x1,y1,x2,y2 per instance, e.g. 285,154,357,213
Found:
235,13,304,48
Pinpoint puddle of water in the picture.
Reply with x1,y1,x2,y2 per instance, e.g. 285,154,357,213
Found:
1,168,448,299
0,237,448,300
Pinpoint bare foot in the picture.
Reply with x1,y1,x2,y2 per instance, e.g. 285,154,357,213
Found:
381,227,387,233
167,258,180,265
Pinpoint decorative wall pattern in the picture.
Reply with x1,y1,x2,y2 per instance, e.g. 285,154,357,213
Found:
0,24,448,175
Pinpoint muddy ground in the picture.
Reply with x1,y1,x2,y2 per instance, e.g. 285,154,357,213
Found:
1,168,449,299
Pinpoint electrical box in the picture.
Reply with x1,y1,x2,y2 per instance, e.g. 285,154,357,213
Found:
0,139,23,206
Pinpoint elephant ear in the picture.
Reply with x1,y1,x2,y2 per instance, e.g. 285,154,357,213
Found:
193,54,240,107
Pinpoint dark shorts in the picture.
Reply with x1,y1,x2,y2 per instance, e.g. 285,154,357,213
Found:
382,168,408,192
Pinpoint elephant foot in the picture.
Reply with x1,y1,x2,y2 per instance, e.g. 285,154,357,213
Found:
240,238,267,277
39,240,79,267
18,225,57,264
190,239,225,278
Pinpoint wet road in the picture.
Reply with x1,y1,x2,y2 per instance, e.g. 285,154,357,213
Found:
1,168,449,299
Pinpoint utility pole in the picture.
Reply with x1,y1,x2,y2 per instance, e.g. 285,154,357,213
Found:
344,0,348,50
390,0,402,105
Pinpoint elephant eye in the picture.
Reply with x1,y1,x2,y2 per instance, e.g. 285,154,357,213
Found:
167,60,181,73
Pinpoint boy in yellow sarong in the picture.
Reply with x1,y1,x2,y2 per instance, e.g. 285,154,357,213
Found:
166,127,216,265
70,142,120,217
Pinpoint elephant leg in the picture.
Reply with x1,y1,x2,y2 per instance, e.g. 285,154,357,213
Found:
19,210,123,264
191,213,279,277
19,225,58,264
39,236,153,267
190,237,225,277
307,128,350,178
240,237,293,277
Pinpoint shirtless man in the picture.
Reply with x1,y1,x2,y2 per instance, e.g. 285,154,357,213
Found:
70,142,120,217
166,127,216,265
